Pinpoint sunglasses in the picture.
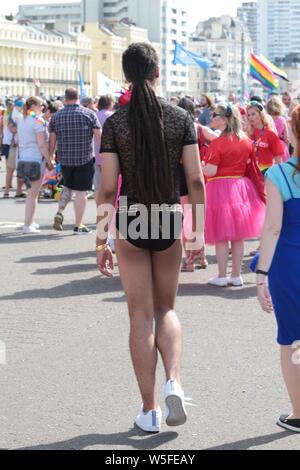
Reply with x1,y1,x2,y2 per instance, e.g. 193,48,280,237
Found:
249,101,264,111
212,113,222,118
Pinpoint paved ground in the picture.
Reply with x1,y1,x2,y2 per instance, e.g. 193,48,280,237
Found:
0,166,299,451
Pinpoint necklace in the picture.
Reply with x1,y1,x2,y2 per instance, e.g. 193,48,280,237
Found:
27,110,46,126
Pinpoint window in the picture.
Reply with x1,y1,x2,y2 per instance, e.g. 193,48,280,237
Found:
102,54,107,61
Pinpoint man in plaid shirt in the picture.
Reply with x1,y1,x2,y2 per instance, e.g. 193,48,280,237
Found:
49,88,101,234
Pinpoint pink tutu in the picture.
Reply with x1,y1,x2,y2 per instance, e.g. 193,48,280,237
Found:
280,140,290,163
204,177,265,245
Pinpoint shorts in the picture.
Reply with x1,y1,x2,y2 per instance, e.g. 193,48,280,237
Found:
1,144,10,159
61,160,95,191
115,204,183,252
7,146,17,170
94,164,101,192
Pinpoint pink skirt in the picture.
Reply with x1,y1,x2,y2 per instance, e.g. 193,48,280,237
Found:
204,177,266,245
280,140,290,163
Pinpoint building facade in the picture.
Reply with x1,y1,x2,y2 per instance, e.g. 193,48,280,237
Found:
188,38,224,97
17,2,82,33
18,0,189,97
84,0,189,97
0,16,91,97
257,0,300,61
237,2,258,52
190,15,253,98
85,21,161,95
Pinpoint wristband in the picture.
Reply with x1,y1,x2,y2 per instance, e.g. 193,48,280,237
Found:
256,269,268,276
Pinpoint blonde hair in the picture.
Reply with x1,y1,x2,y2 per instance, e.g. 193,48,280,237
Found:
23,96,43,117
246,103,271,133
266,96,285,117
216,103,246,140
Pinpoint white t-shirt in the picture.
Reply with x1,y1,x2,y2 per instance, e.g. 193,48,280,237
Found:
2,110,13,145
17,116,47,162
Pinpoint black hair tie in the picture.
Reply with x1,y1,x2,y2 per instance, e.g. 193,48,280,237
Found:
225,104,233,117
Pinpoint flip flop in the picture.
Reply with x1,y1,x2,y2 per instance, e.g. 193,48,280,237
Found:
14,193,27,198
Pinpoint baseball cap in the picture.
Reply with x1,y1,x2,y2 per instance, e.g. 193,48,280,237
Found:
14,97,25,107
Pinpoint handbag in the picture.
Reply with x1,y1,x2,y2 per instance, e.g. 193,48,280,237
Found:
244,152,266,203
17,161,41,189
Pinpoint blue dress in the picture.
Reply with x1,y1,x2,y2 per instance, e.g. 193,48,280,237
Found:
266,158,300,345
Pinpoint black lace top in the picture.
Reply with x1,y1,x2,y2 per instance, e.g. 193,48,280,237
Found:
101,97,197,204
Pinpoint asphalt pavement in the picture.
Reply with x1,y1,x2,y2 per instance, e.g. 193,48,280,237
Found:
0,166,299,450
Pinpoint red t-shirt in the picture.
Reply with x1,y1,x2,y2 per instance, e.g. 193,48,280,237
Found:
205,134,254,177
251,127,284,166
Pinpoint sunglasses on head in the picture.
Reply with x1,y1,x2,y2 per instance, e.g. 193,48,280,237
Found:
249,101,264,111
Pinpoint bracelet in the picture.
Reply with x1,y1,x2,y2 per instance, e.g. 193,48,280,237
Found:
96,243,109,252
256,269,268,276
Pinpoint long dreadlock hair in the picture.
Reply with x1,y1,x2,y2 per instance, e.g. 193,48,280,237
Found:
122,42,174,206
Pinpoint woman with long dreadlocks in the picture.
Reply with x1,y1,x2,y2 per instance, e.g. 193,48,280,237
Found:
96,43,205,433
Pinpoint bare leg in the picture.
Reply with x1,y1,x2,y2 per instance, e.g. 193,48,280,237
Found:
231,240,244,278
116,237,158,413
58,187,73,214
281,346,300,418
24,178,43,226
152,240,183,383
73,190,87,227
4,167,14,194
16,177,24,196
215,241,229,278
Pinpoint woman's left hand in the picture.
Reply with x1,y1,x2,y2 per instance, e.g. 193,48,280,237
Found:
257,284,274,314
96,247,114,277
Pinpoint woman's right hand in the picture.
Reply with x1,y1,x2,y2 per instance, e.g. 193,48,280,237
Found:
257,284,273,314
46,160,54,171
96,247,114,278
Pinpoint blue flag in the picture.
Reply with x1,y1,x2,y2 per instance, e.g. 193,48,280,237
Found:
78,71,87,98
173,42,213,70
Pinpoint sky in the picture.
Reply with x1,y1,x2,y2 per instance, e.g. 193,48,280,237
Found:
0,0,249,31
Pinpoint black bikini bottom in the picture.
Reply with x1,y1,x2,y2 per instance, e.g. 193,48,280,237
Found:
115,204,183,252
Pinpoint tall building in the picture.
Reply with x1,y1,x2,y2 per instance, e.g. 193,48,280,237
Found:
0,15,91,97
17,2,82,33
18,0,189,97
237,2,257,52
84,0,189,97
190,15,253,98
257,0,300,61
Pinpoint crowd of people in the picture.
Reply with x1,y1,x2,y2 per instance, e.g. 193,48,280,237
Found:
1,42,300,434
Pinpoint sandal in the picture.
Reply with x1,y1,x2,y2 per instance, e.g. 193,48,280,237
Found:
14,193,27,199
192,248,209,269
3,193,9,199
181,260,195,272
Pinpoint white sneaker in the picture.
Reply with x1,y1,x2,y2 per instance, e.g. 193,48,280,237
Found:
208,276,228,287
135,405,162,433
31,222,40,229
23,225,41,234
164,379,187,427
228,276,244,287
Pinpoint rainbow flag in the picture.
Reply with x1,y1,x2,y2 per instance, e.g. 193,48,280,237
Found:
258,54,289,82
250,53,279,90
